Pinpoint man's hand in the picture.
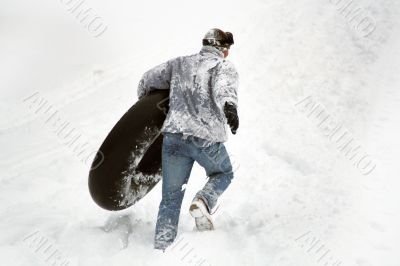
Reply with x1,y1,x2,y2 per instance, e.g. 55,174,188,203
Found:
224,102,239,134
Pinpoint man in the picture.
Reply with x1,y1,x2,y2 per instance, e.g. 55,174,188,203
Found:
137,28,239,251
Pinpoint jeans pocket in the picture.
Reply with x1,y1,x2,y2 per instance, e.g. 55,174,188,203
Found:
163,134,182,155
202,142,221,162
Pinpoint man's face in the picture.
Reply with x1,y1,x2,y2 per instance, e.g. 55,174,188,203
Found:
223,48,229,58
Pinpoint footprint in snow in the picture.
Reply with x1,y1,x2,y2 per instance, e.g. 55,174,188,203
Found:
102,213,134,249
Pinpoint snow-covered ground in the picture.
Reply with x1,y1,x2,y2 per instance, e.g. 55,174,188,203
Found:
1,0,400,265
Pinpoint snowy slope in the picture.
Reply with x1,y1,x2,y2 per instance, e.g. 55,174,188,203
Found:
1,0,400,265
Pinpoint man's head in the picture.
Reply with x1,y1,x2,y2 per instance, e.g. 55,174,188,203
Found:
202,28,234,58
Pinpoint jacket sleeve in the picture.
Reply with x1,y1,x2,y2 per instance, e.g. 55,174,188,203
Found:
212,60,239,110
137,60,173,100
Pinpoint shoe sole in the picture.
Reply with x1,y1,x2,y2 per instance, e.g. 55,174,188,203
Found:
189,202,214,231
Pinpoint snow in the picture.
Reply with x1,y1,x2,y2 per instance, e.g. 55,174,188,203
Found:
1,0,400,265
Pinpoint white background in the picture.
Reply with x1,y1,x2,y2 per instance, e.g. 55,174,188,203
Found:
1,0,399,265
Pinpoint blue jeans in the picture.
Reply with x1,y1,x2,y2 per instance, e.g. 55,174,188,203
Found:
154,132,234,250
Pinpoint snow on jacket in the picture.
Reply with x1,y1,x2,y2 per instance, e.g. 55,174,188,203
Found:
137,45,239,143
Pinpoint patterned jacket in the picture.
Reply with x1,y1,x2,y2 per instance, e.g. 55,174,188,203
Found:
137,45,239,143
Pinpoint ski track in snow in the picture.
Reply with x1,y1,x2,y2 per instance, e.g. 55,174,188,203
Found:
1,0,400,265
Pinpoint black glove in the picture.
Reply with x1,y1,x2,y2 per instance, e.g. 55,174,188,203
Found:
224,102,239,134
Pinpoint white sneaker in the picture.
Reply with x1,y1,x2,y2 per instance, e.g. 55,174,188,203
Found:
189,198,214,231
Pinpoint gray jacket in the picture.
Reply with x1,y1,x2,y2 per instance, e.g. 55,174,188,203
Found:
137,46,239,143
